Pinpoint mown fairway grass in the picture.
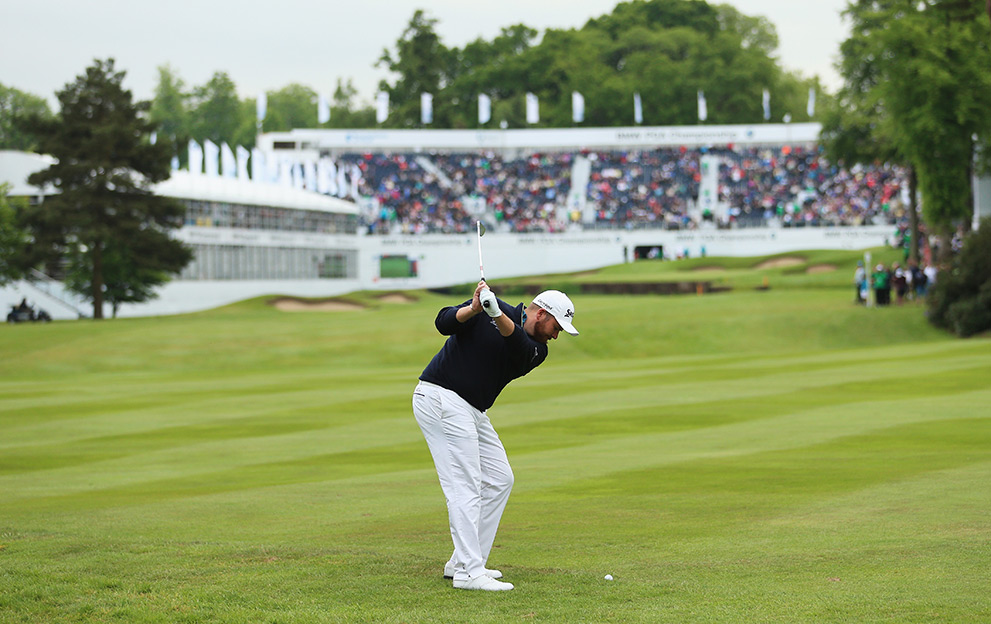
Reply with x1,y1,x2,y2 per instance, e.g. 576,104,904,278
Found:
2,253,990,623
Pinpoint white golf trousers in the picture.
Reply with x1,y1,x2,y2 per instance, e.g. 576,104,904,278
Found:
412,381,514,581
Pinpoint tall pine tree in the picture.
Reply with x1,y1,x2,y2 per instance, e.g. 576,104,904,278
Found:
24,58,191,319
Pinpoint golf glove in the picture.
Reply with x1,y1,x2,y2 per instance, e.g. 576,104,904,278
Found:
479,288,502,318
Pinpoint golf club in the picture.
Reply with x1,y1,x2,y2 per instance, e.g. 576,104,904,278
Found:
477,220,486,281
477,220,493,311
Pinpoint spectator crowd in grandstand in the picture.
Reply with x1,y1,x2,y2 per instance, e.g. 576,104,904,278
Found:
340,145,912,236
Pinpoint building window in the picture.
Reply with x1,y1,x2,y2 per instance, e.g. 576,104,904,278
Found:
180,244,356,281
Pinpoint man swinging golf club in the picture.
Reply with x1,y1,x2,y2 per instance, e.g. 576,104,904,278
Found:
412,228,578,591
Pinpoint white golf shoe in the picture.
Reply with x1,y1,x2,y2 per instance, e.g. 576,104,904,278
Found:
444,562,502,579
453,575,514,591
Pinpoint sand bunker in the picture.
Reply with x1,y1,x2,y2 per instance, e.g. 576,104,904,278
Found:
376,293,417,304
806,264,837,274
755,257,804,269
269,297,365,312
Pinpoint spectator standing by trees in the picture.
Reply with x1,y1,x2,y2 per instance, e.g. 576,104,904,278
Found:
873,263,891,306
909,261,926,299
892,262,909,305
854,261,867,304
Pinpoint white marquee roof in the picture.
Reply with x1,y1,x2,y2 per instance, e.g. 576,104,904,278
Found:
0,151,358,216
155,171,359,215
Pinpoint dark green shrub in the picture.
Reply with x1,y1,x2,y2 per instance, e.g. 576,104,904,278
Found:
927,218,991,337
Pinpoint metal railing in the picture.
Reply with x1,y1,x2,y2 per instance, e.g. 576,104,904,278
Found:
26,268,90,318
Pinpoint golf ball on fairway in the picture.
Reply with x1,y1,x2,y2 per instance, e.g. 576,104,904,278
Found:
604,574,613,581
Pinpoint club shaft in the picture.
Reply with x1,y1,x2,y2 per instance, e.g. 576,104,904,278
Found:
477,221,485,280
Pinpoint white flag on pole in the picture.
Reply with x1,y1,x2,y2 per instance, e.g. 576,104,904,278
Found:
572,91,585,124
236,145,250,181
478,93,492,125
525,92,539,124
375,91,389,123
350,164,361,199
336,163,348,198
325,159,339,195
318,93,331,124
304,160,317,191
421,92,433,125
203,139,220,177
634,92,643,125
251,148,265,182
762,88,771,121
220,142,237,178
697,90,708,122
317,158,332,194
278,158,292,187
292,162,304,189
266,152,279,183
807,87,816,118
187,139,203,175
256,92,267,123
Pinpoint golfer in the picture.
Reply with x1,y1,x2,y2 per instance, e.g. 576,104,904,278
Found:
412,281,578,591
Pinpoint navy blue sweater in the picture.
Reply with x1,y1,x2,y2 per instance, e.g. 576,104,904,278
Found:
419,298,548,411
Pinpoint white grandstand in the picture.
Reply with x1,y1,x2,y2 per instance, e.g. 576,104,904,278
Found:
1,123,899,319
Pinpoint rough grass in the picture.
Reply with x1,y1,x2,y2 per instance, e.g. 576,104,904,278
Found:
1,253,989,623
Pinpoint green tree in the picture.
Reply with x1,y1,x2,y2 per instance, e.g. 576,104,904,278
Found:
715,3,779,56
235,98,259,148
23,59,192,319
376,10,453,128
927,217,991,337
564,0,791,126
189,71,253,146
506,27,614,127
837,0,991,259
820,59,921,262
149,65,191,167
585,0,720,38
0,184,29,285
0,83,53,151
324,79,377,128
64,233,190,319
442,25,539,128
376,0,814,129
264,83,319,132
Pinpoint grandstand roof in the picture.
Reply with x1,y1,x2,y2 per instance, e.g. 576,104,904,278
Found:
259,123,821,154
155,171,359,215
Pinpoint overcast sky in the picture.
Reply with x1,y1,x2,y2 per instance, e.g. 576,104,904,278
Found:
2,0,849,107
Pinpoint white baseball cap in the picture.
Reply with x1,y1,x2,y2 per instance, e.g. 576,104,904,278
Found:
532,290,578,336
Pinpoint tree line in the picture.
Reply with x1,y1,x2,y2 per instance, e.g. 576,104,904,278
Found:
2,1,824,157
374,2,821,130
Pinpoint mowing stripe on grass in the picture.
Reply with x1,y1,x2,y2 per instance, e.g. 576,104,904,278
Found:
1,282,989,624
